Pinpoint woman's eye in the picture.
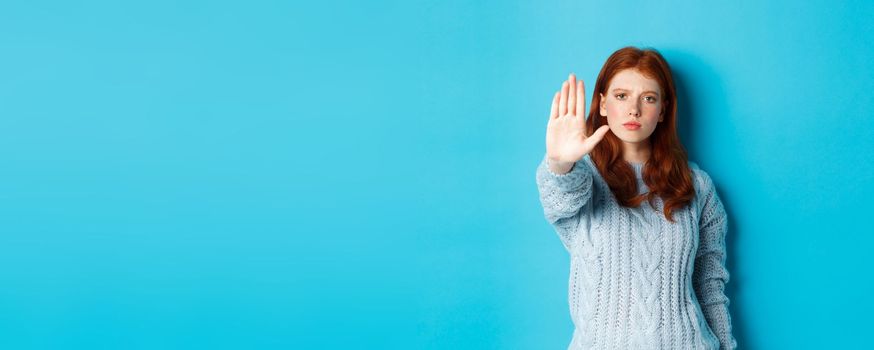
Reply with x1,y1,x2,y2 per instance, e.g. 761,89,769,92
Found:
615,94,626,99
645,96,657,102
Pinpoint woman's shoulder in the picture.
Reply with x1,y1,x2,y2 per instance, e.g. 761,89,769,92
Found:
687,160,717,195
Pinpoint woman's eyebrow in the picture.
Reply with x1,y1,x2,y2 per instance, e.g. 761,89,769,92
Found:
611,88,660,95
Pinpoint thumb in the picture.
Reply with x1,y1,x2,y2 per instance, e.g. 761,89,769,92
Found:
586,125,611,146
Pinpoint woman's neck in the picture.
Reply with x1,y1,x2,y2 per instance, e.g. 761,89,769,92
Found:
622,140,652,164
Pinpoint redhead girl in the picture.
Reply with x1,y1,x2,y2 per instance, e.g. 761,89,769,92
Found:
536,46,738,350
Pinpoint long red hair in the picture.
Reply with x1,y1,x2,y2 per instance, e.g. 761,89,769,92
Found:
585,46,695,223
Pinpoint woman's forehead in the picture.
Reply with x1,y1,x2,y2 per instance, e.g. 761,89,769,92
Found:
609,69,662,94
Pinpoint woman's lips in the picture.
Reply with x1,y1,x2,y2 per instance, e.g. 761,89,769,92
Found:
623,123,641,130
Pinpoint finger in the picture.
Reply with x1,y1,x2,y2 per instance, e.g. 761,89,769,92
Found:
587,125,611,144
559,81,569,116
568,73,576,116
576,80,585,117
550,92,559,119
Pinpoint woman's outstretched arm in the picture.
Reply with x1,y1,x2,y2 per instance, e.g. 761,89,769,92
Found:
693,170,739,350
535,73,610,251
536,154,594,251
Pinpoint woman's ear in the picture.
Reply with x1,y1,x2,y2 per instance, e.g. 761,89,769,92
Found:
659,104,666,122
599,93,607,116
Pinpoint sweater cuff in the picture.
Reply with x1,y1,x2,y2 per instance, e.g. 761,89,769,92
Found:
539,154,592,191
702,302,738,350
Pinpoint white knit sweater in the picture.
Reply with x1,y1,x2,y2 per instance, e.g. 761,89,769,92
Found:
536,153,738,350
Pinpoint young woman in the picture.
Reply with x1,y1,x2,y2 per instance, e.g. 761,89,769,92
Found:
536,46,738,350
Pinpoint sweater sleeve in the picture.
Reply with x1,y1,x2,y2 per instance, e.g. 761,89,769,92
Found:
535,153,594,252
692,170,739,350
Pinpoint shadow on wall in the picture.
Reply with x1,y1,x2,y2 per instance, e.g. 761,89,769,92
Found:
662,48,749,349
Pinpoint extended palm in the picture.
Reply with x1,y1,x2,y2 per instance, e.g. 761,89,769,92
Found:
546,73,611,165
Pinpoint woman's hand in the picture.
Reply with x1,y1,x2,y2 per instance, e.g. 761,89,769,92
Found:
546,73,611,174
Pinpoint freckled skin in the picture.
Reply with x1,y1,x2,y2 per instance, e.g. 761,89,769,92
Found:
598,69,665,161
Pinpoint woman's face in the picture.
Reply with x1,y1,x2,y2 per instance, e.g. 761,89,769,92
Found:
599,69,665,145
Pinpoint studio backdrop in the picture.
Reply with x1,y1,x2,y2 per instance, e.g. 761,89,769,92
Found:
0,0,871,349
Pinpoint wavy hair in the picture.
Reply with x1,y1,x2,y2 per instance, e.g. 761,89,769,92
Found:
585,46,694,222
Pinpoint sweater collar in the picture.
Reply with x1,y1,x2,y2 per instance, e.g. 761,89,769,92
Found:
630,162,648,193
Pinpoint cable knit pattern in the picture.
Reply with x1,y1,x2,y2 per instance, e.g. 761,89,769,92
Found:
536,153,738,350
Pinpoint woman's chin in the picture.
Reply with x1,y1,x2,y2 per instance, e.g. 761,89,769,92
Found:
613,133,652,144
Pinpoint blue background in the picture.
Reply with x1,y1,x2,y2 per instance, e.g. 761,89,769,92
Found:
1,1,872,349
